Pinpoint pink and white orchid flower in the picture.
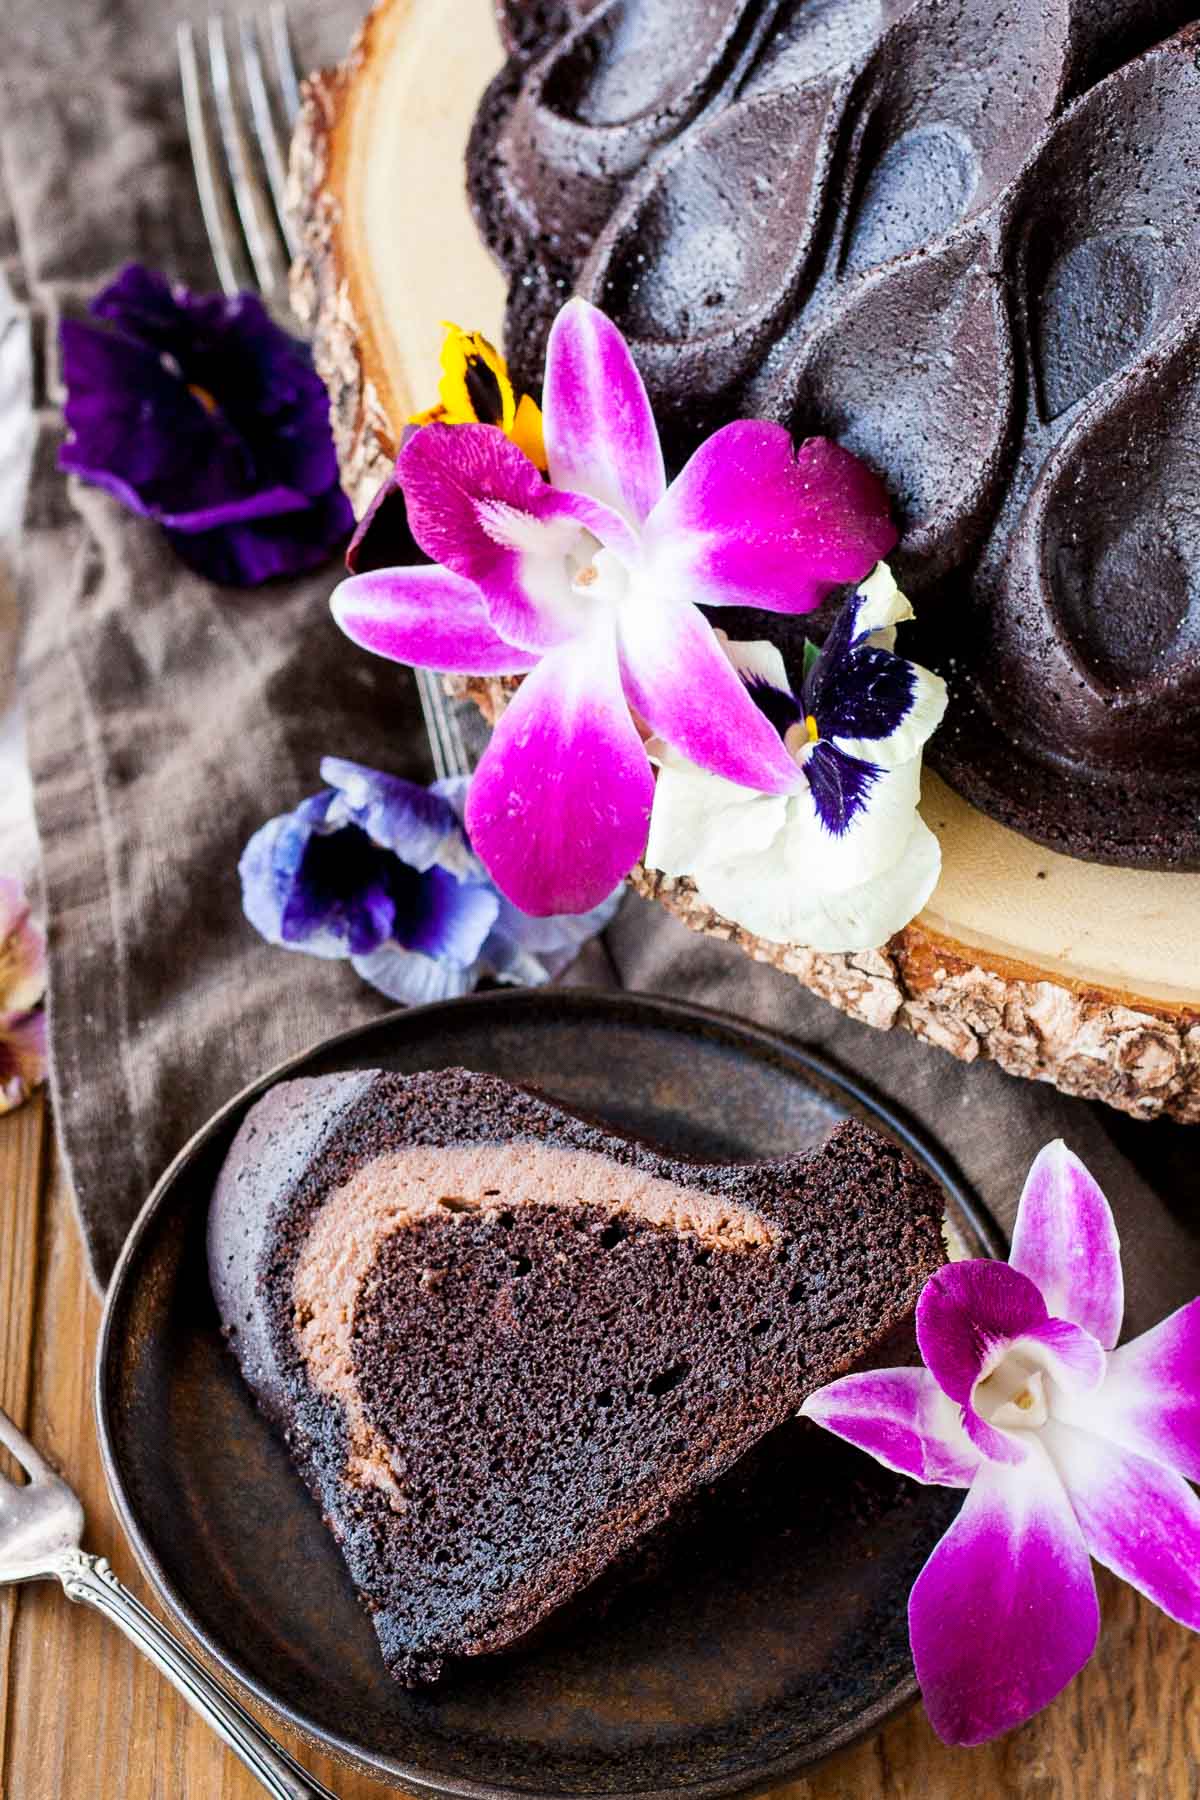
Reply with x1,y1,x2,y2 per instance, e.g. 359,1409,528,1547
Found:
331,298,896,916
802,1141,1200,1746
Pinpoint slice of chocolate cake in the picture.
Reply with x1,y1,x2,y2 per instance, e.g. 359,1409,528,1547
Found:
208,1067,946,1684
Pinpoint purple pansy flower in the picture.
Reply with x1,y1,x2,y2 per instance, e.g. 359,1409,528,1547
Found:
59,264,352,586
802,1141,1200,1746
644,565,947,950
331,297,896,916
240,757,618,1004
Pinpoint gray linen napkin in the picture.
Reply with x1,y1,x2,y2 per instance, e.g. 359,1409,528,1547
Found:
5,1,1197,1305
4,0,410,1282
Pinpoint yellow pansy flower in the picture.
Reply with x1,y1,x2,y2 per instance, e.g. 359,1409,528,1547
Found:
409,323,547,470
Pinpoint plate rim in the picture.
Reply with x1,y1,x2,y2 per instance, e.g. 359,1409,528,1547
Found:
95,986,1001,1799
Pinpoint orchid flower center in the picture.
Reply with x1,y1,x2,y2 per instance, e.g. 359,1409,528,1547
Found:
567,542,627,607
973,1351,1051,1432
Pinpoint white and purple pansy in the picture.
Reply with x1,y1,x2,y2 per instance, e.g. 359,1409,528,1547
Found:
330,297,896,917
643,564,947,951
802,1141,1200,1746
239,758,618,1004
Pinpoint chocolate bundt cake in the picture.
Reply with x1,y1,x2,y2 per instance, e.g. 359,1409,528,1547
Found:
467,0,1200,870
209,1066,946,1684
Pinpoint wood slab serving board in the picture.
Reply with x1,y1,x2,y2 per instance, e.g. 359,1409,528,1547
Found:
287,0,1200,1121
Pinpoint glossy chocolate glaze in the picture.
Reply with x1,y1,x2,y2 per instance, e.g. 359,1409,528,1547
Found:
468,0,1200,868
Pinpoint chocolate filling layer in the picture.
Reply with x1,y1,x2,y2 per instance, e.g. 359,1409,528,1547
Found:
294,1143,777,1496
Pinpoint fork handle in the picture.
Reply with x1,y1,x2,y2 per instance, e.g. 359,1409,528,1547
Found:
55,1550,339,1799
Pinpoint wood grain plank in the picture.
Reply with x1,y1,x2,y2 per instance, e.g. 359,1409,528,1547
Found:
0,1106,1196,1797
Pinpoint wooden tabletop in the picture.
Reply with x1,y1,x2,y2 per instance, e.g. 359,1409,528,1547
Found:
0,1095,1194,1799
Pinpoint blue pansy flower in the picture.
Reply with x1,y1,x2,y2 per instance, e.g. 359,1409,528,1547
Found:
240,757,619,1004
59,264,353,586
644,565,948,952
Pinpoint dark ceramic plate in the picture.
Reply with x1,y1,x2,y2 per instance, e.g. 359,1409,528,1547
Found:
96,989,1002,1798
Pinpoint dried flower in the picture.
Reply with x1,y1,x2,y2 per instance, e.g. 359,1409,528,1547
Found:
0,877,47,1114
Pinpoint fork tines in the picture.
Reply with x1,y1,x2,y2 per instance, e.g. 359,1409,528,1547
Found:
178,7,476,783
178,5,302,301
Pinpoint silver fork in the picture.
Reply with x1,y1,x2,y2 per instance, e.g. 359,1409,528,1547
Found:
0,1403,337,1797
178,6,472,783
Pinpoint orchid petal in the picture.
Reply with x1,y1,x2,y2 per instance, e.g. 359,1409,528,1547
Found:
396,421,637,650
644,425,897,614
1009,1141,1123,1350
472,485,640,649
396,423,568,649
616,588,799,794
918,1261,1050,1406
438,775,625,980
465,627,653,916
399,419,547,569
543,297,665,524
331,565,538,674
909,1440,1098,1746
801,1367,981,1487
918,1264,1110,1468
1046,1422,1200,1630
1055,1298,1200,1483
